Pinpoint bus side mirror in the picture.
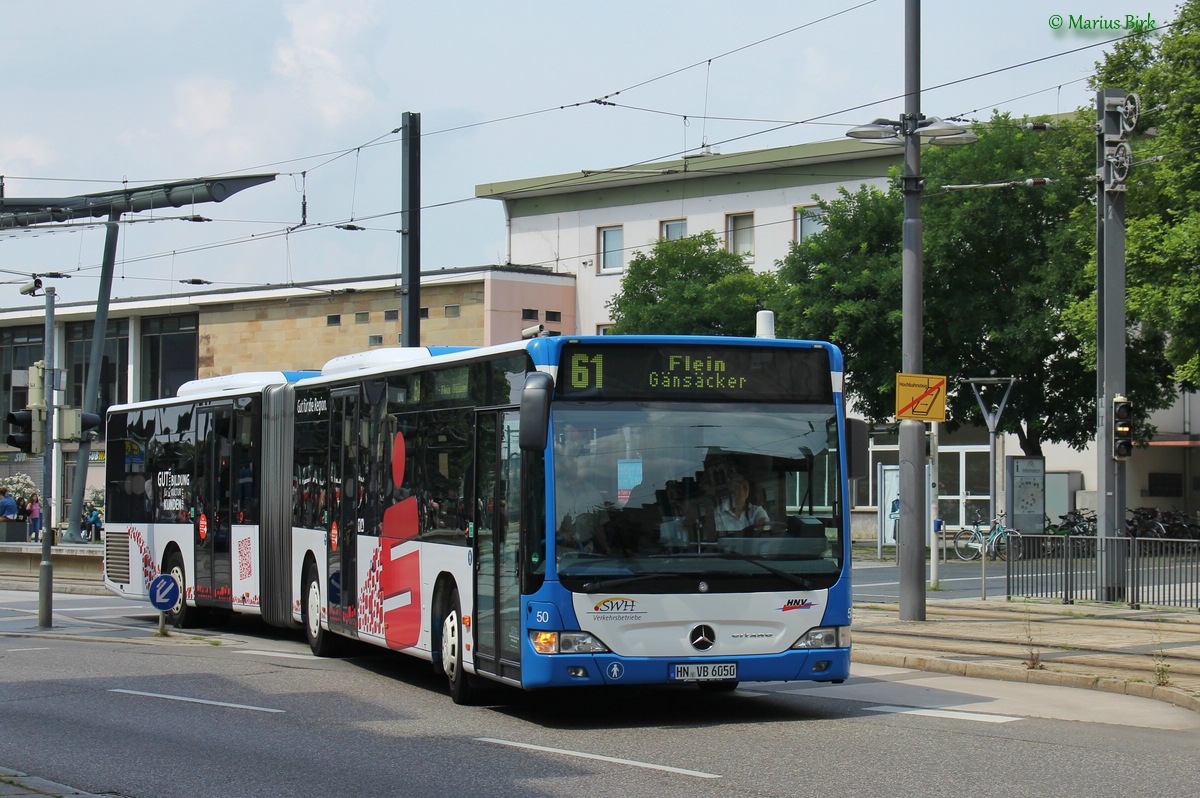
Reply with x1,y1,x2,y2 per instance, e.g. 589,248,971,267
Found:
520,371,554,452
846,418,869,481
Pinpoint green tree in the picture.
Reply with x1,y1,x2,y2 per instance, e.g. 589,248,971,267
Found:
606,231,776,336
777,112,1175,455
1093,0,1200,387
774,184,904,423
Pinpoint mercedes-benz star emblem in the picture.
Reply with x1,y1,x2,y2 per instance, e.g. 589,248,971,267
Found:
689,624,716,651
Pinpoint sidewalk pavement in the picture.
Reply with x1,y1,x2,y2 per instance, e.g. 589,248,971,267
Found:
851,597,1200,713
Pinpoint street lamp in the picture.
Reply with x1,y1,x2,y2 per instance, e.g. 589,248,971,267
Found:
844,0,975,622
846,116,978,147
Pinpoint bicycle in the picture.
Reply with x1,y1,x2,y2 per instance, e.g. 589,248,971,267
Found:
953,511,1022,561
1124,507,1168,539
1043,508,1096,557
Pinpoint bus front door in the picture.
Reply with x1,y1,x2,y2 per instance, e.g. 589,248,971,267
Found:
473,410,522,683
194,406,234,610
327,388,359,635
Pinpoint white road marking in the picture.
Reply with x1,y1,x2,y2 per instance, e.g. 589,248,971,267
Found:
108,688,285,713
7,647,51,652
865,705,1021,723
235,649,316,660
476,737,721,779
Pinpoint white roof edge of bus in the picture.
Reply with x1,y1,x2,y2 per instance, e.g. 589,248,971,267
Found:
311,340,535,383
175,371,304,398
320,347,436,377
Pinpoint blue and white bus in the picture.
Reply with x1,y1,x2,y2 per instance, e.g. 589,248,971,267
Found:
104,333,865,703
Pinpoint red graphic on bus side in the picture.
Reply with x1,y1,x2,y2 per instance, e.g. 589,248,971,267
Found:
380,430,421,649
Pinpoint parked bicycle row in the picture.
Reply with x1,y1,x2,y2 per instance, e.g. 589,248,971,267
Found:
1042,507,1200,540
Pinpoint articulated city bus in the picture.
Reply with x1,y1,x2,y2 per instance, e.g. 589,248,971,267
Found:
105,334,865,703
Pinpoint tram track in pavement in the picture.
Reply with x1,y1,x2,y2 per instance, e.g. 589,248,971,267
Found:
851,600,1200,712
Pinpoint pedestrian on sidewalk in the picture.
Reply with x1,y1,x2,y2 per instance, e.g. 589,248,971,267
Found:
0,486,18,520
28,493,42,542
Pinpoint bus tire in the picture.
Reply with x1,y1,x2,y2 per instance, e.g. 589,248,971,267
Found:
164,551,190,628
441,589,477,705
303,563,342,657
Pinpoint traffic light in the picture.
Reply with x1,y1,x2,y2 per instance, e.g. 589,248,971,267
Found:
80,412,102,439
1113,396,1134,460
6,362,45,455
55,408,103,441
6,410,42,454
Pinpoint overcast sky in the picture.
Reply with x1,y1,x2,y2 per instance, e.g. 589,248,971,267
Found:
0,0,1181,308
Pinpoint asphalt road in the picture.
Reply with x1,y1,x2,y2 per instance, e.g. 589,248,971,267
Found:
3,590,1200,797
851,556,1008,602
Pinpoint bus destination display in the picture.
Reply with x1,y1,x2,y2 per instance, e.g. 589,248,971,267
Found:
557,343,832,403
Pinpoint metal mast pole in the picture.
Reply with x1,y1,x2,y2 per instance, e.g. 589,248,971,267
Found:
400,111,421,348
897,0,927,621
65,211,120,543
1096,88,1130,600
37,287,56,628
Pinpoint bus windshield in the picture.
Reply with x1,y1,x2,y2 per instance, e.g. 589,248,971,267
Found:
551,402,844,592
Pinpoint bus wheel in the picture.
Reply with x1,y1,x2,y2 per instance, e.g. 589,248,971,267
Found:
164,551,190,628
303,564,342,657
441,589,477,705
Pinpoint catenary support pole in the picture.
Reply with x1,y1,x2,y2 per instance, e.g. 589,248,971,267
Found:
401,111,421,348
897,0,926,621
37,287,56,628
65,212,120,544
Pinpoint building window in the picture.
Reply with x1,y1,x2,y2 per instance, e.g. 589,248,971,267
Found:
597,324,614,335
522,308,539,321
368,334,384,346
327,314,341,327
545,310,562,323
384,309,399,322
419,308,429,319
66,318,130,435
726,213,754,259
140,314,198,402
0,325,44,436
599,225,624,273
661,219,687,240
355,311,370,324
445,305,461,318
795,205,827,242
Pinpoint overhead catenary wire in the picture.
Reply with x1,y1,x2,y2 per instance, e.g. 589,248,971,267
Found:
2,10,1180,295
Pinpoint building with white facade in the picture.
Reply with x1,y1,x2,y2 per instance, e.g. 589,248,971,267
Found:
477,138,1200,539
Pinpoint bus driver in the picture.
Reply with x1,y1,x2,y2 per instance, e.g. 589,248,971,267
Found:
713,473,769,533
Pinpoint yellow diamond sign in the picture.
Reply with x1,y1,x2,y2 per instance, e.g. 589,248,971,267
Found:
896,373,947,422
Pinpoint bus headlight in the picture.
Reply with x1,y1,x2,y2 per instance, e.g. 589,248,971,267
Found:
529,630,610,654
791,626,850,649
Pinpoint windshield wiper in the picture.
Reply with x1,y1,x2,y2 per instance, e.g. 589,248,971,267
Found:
685,552,816,590
580,572,677,593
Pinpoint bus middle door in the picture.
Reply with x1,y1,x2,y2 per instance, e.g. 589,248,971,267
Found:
327,388,360,635
194,405,234,609
473,409,522,683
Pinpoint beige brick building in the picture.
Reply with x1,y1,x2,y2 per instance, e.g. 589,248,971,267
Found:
0,264,576,530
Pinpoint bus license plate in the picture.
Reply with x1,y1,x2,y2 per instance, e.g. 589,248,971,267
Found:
670,663,737,681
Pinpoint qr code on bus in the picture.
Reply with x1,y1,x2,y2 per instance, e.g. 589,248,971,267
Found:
238,537,253,581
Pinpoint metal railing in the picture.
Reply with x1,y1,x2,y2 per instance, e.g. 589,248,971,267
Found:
1008,535,1200,610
